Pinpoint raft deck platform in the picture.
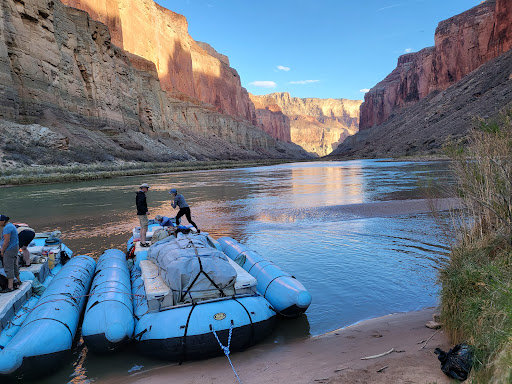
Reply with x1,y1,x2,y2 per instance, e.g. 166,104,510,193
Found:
0,261,49,333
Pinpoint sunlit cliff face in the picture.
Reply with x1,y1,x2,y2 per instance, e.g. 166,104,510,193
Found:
250,93,361,157
60,0,255,123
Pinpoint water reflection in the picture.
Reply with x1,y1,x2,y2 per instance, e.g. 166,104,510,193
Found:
290,162,364,206
69,339,90,384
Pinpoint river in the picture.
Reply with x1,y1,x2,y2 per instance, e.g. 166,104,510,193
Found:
0,159,455,383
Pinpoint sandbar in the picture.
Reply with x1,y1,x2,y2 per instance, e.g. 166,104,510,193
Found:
99,307,451,384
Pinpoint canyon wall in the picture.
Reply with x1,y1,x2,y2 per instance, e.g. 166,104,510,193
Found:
60,0,257,123
0,0,309,164
360,0,512,130
250,93,361,157
331,47,512,158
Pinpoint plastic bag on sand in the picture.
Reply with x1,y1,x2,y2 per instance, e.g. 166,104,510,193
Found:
434,343,473,381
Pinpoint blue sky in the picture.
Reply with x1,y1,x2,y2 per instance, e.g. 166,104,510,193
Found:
155,0,481,101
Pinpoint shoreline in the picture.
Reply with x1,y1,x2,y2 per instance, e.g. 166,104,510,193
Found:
99,307,451,384
0,159,301,187
0,155,451,187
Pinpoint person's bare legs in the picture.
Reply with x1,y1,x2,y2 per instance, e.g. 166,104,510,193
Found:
7,277,13,289
140,227,147,244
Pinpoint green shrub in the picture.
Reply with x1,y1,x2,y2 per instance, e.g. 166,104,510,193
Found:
441,108,512,382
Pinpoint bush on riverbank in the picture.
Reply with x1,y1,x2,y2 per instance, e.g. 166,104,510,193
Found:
440,108,512,383
0,159,295,186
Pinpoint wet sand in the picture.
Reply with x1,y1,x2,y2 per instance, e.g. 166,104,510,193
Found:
100,308,451,384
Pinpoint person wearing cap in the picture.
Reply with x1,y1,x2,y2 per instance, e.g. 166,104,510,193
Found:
169,189,200,233
0,215,21,293
136,183,150,247
154,215,173,227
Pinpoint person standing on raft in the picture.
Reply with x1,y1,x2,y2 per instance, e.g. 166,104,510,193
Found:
169,189,200,233
0,214,20,293
136,183,151,247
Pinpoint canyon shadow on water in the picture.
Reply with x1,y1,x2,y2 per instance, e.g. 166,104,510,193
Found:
0,159,455,383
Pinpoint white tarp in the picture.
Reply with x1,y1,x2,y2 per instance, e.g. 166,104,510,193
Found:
147,233,236,304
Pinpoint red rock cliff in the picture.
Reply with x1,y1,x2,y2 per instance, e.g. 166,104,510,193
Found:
360,0,512,130
60,0,257,123
0,0,309,163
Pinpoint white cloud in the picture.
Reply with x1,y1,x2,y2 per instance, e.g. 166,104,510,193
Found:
249,81,277,88
404,48,413,53
277,65,290,71
376,3,401,11
289,80,319,85
360,88,370,93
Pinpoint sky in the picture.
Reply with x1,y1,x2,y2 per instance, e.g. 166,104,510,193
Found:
154,0,482,101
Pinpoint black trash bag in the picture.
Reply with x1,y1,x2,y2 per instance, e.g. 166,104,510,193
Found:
434,343,473,381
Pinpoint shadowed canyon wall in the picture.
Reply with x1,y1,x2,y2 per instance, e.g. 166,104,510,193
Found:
360,0,512,130
331,47,512,158
250,93,361,157
0,0,309,164
60,0,257,123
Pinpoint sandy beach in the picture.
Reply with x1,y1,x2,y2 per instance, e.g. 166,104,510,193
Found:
100,308,451,384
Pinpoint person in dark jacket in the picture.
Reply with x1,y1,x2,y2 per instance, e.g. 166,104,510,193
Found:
169,189,200,233
16,224,35,267
136,183,150,247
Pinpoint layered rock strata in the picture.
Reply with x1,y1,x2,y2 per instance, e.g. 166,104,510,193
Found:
60,0,257,123
360,0,512,130
250,93,361,157
0,0,309,164
331,48,512,158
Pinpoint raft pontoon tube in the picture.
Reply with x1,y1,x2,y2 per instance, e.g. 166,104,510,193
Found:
0,256,96,376
217,237,312,318
131,267,276,361
82,249,134,353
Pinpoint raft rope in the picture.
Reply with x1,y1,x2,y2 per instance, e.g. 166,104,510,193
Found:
211,321,242,384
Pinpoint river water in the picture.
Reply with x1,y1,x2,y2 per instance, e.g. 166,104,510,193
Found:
0,159,455,383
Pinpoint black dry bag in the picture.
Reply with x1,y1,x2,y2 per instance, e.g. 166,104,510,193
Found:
434,343,473,381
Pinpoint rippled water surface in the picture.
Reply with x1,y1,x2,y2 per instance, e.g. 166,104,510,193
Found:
0,159,455,383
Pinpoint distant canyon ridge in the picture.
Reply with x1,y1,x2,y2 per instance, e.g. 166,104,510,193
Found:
250,93,361,157
0,0,360,168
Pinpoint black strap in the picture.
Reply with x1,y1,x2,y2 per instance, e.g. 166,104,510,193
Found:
85,298,133,316
134,327,148,341
248,259,272,274
234,298,254,346
180,304,197,364
263,274,291,297
181,245,226,302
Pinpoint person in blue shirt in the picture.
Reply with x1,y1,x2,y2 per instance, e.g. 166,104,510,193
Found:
154,215,174,227
0,214,20,293
169,189,200,233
